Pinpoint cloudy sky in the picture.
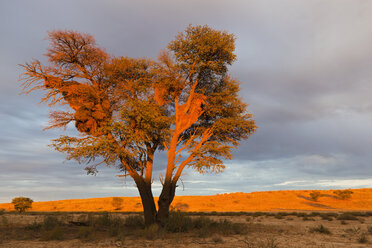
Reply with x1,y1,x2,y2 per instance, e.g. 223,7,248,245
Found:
1,0,372,203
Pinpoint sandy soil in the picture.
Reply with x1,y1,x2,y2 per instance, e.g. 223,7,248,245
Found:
1,212,371,248
1,188,371,213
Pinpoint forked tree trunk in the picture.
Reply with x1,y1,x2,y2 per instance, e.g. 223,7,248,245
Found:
157,181,176,226
136,180,157,226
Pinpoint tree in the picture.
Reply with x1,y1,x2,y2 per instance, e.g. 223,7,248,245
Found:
112,197,124,210
12,197,33,213
333,190,353,200
20,25,257,226
309,191,322,201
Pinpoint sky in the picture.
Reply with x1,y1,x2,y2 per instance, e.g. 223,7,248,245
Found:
1,0,372,203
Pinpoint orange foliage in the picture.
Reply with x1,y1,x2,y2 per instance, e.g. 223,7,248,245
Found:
1,188,371,212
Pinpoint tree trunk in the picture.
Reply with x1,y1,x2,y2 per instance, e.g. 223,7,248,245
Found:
136,180,157,226
157,181,176,226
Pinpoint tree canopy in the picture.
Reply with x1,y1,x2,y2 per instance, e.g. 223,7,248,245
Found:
21,25,257,226
12,197,33,213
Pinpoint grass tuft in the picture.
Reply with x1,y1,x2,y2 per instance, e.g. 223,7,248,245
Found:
309,224,331,234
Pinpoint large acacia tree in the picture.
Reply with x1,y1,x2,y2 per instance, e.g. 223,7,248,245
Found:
21,25,256,226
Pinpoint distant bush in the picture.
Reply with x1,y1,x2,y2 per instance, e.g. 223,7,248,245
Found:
333,190,353,200
337,213,359,221
309,224,331,234
11,197,33,213
309,191,321,202
112,197,123,210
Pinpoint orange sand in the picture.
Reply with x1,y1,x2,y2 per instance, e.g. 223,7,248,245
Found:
1,188,371,212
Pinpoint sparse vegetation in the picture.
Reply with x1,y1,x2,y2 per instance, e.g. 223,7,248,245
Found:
11,197,33,213
310,224,331,234
309,191,322,201
1,210,372,246
358,233,368,244
333,190,354,200
367,225,372,235
337,212,359,221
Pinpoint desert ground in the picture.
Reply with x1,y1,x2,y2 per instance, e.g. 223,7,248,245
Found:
1,188,371,212
1,188,371,247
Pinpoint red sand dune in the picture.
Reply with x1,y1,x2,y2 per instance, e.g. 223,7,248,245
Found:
1,188,371,212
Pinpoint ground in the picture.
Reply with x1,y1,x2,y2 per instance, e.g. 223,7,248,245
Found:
1,188,371,212
1,211,372,247
1,188,371,247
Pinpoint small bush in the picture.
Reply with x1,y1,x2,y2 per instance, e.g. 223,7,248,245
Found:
337,213,358,220
93,212,114,227
333,190,353,200
41,225,64,241
212,236,223,243
367,226,372,235
11,197,33,213
344,226,361,235
166,211,193,233
112,197,123,210
25,222,42,231
124,215,145,229
358,233,368,244
257,238,279,248
310,224,331,234
214,219,246,235
321,215,333,221
309,191,321,201
140,224,165,240
78,226,94,241
43,216,61,230
0,209,5,215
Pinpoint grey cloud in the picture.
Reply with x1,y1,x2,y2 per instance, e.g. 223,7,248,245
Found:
1,0,372,202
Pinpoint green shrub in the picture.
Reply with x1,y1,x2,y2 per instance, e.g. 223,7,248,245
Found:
310,224,331,234
333,190,353,200
11,197,33,213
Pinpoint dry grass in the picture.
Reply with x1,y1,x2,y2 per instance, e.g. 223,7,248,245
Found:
1,211,372,247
